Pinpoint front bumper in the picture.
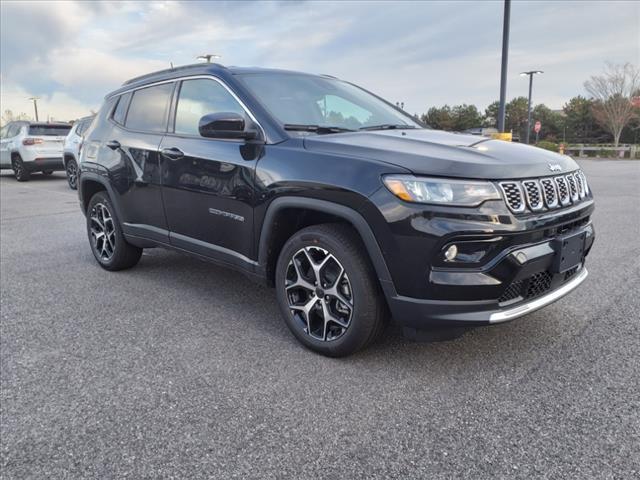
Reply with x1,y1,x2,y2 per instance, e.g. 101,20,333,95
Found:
366,186,595,331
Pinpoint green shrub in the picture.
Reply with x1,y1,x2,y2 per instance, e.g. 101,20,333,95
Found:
535,141,559,152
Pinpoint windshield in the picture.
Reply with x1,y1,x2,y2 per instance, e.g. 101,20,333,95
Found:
28,125,71,136
237,73,421,131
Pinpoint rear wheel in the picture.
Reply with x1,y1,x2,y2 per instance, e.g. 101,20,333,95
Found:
87,191,142,271
65,159,78,189
275,223,387,357
11,156,30,182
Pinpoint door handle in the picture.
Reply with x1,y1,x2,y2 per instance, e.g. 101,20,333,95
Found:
161,147,184,160
106,140,121,150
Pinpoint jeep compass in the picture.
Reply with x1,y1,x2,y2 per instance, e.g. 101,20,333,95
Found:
78,63,595,356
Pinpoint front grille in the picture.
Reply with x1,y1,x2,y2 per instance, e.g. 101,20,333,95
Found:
525,271,553,299
540,178,558,208
499,271,553,305
498,280,524,303
522,180,543,211
555,176,570,206
566,174,579,202
564,265,580,281
574,172,585,199
499,182,525,213
499,170,589,214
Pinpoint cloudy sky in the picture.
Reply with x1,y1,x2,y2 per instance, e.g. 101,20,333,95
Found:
1,0,638,121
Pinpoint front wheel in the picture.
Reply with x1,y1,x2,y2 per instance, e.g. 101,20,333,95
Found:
86,191,142,271
11,156,30,182
275,223,388,357
65,159,78,189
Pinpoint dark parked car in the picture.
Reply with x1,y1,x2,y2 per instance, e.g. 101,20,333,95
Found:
78,63,595,356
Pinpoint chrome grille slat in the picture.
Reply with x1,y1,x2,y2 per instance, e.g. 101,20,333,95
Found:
540,178,558,208
554,176,571,206
522,180,543,211
566,174,579,202
499,182,525,213
500,170,588,214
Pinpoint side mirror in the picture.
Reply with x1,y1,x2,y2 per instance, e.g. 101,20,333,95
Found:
198,112,257,140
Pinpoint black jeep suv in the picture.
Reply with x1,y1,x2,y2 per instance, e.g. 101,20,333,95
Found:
78,63,594,356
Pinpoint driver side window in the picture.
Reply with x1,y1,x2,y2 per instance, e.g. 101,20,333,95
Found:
174,79,246,137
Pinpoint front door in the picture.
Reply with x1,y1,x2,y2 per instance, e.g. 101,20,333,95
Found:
160,77,260,265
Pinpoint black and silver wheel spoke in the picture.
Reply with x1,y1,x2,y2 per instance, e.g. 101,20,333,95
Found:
90,203,116,262
285,246,353,341
67,163,77,187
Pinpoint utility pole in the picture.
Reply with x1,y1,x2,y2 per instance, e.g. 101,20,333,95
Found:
520,70,543,144
28,97,39,122
497,0,511,133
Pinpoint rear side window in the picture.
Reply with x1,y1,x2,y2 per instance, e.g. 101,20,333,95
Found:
77,118,94,135
112,92,131,125
7,124,22,137
28,125,71,136
125,83,173,132
174,79,246,136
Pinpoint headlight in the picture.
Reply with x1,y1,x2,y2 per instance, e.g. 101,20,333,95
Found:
383,175,500,206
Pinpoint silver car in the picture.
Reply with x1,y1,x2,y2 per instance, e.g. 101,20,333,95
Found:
63,115,95,189
0,121,71,181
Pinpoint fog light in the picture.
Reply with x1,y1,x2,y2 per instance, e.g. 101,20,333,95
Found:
444,244,458,261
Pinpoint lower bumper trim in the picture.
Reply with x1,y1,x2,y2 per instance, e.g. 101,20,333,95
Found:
489,267,588,323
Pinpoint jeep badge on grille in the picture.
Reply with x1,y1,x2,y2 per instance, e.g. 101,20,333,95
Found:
548,163,562,172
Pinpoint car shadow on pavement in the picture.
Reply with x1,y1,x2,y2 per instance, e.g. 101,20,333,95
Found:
126,247,557,367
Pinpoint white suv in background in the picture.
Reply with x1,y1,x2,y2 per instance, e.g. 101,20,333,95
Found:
63,115,94,189
0,121,71,181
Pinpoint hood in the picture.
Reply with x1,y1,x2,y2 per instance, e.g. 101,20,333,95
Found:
303,129,578,179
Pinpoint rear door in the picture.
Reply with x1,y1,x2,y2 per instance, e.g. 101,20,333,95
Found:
106,83,175,243
159,77,259,263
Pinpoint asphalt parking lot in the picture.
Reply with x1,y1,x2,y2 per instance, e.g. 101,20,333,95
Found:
1,159,639,479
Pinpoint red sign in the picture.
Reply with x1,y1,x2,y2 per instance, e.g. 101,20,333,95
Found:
534,121,541,133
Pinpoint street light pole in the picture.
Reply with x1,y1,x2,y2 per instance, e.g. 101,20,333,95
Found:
520,70,543,144
497,0,511,133
28,97,39,122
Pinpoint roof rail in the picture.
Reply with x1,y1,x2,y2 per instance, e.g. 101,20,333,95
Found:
122,63,226,86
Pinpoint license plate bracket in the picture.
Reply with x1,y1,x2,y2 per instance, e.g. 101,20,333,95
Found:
552,230,586,273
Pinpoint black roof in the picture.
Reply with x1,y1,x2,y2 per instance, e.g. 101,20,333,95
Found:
109,63,334,98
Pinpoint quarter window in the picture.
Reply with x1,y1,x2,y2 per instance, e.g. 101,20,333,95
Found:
112,92,132,126
174,79,246,136
125,84,173,132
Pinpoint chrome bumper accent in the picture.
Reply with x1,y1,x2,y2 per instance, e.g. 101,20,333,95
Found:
489,267,588,323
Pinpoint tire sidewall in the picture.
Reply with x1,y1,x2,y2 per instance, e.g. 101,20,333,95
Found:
275,227,379,356
12,156,29,181
66,159,78,189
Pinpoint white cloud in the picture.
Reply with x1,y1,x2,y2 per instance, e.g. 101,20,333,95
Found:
0,0,638,120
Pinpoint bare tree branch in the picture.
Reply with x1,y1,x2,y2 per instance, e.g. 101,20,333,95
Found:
584,62,640,147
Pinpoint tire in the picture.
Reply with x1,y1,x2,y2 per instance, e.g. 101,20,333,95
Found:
86,191,142,271
11,156,30,182
275,223,388,357
42,170,53,175
65,159,78,189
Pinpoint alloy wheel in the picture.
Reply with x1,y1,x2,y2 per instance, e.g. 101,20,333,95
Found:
67,162,77,188
90,202,116,261
285,246,353,341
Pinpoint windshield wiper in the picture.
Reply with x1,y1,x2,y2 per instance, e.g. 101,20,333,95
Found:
283,124,355,134
359,124,418,131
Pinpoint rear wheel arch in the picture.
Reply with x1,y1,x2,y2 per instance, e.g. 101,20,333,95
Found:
258,197,393,289
80,177,108,213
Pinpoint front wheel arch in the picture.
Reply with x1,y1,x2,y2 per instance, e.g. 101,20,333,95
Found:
258,197,393,290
